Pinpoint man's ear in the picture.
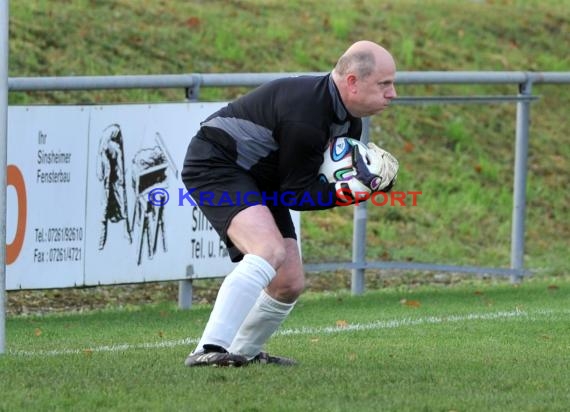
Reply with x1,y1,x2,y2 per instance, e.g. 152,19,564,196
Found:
346,73,358,93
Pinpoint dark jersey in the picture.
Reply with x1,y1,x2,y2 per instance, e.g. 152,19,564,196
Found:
188,74,362,210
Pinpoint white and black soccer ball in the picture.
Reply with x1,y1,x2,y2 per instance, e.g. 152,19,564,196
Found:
318,137,368,184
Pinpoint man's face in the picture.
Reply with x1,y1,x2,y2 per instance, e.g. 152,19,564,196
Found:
349,64,397,117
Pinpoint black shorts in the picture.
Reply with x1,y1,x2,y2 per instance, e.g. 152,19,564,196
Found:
181,134,297,262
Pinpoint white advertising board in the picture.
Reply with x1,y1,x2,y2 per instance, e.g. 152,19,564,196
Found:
7,103,301,290
7,106,90,289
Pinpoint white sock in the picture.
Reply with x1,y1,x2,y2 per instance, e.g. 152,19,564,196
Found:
192,254,276,353
228,289,296,359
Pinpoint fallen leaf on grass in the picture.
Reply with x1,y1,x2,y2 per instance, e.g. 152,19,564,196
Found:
185,17,201,29
400,299,421,308
34,328,42,337
336,320,349,328
83,349,93,356
403,142,415,153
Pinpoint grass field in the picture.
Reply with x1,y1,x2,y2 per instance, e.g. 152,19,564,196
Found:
2,278,569,411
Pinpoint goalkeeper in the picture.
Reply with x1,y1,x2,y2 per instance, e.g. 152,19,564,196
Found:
182,40,399,367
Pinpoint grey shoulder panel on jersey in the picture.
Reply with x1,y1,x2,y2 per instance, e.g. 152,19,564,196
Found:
201,116,278,170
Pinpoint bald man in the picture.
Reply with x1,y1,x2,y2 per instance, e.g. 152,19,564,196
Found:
182,40,399,367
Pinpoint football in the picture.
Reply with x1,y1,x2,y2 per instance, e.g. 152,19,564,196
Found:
318,137,368,184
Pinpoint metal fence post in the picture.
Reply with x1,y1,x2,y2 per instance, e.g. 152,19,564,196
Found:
178,265,194,310
351,117,370,295
510,77,532,283
179,75,200,307
185,74,201,102
0,0,10,355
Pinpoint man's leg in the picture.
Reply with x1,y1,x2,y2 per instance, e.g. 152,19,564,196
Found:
228,238,304,363
185,205,287,367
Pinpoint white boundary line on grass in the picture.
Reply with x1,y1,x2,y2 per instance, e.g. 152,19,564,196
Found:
8,308,568,357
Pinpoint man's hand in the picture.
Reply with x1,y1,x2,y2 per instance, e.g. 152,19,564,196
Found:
352,142,398,192
365,142,399,192
333,142,399,203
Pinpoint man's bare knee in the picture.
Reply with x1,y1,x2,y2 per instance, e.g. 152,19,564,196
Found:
280,276,305,301
254,239,287,270
266,238,305,303
267,270,304,303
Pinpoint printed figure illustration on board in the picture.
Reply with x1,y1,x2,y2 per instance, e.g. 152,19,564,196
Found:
96,123,178,265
